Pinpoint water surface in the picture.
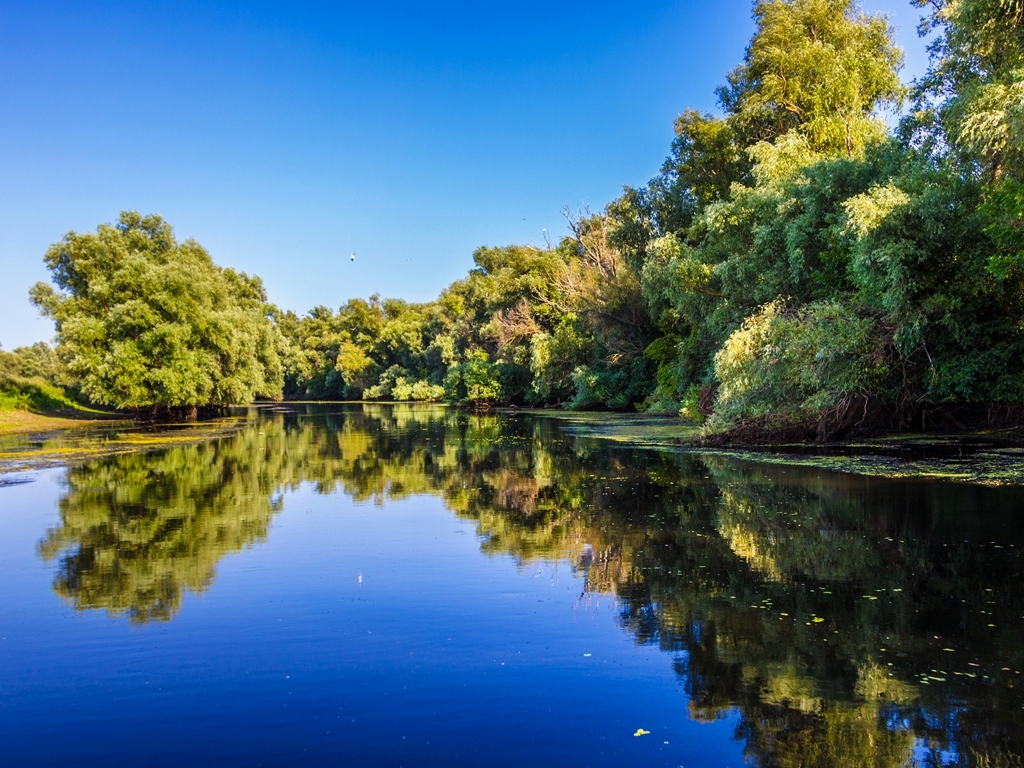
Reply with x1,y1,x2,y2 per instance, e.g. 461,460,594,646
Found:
1,404,1022,766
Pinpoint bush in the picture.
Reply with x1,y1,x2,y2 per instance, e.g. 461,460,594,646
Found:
365,365,444,402
678,384,706,423
444,352,504,406
567,356,655,411
0,372,79,412
709,300,886,438
392,377,445,402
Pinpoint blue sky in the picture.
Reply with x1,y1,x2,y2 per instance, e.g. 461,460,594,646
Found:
0,0,930,348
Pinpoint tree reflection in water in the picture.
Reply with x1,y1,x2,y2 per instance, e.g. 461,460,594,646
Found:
39,404,1024,766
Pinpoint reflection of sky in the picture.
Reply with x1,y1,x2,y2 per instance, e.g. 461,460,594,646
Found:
0,472,743,767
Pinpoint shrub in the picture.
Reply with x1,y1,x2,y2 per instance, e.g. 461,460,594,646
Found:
709,300,886,437
444,352,504,406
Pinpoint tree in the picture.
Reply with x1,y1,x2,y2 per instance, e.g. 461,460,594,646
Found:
30,212,283,416
909,0,1024,281
720,0,904,156
912,0,1024,182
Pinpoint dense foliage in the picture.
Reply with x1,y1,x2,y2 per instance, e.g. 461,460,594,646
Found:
609,0,1024,436
274,235,652,410
25,0,1024,435
268,0,1024,437
31,212,283,416
0,342,77,411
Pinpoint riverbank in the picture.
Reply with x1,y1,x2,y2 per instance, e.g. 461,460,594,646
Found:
525,410,1024,485
0,409,124,436
0,407,255,473
4,403,1024,486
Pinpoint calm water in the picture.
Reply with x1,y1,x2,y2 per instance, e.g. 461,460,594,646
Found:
1,404,1022,767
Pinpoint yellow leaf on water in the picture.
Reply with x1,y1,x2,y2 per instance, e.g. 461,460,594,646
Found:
634,729,651,737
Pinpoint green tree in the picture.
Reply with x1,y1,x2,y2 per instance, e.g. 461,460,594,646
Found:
0,342,61,383
0,341,76,412
30,212,283,416
912,0,1024,181
601,0,905,417
709,299,886,438
443,351,505,406
909,0,1024,283
720,0,904,156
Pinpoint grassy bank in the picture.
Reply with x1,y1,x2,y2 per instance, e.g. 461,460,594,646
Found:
0,409,123,436
0,413,245,472
0,372,121,436
0,372,79,411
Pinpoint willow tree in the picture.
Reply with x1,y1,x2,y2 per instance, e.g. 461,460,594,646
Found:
645,0,906,246
912,0,1024,182
604,0,905,416
30,212,283,416
720,0,905,156
910,0,1024,285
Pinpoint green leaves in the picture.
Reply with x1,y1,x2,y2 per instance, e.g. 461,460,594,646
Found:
913,0,1024,179
982,178,1024,279
722,0,903,156
710,299,884,435
31,212,283,413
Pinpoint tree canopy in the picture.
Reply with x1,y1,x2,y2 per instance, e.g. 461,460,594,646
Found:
31,212,283,415
27,0,1024,436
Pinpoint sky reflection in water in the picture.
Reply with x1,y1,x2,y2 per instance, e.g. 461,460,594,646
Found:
1,403,1022,767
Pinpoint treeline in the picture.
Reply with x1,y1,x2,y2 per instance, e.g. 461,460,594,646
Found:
26,0,1024,436
273,233,652,409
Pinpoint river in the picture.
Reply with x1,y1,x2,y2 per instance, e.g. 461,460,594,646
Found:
1,403,1021,766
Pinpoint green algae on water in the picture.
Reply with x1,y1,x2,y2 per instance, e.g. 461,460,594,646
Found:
0,417,248,473
526,411,1024,486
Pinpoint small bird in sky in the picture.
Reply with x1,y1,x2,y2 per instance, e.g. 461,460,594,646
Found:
350,253,355,262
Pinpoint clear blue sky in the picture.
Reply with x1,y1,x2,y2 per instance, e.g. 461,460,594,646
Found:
0,0,930,348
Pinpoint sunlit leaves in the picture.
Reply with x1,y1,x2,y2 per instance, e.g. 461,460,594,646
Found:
31,212,283,412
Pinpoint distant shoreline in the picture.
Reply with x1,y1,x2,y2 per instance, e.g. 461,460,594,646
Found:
4,404,1024,486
